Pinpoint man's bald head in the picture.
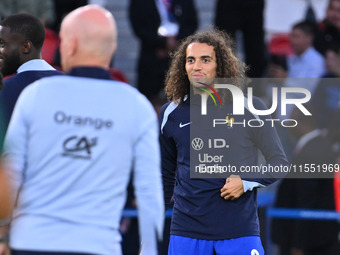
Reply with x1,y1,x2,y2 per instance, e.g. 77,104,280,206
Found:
59,5,117,72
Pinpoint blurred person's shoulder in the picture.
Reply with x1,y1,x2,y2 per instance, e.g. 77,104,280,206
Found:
244,94,268,109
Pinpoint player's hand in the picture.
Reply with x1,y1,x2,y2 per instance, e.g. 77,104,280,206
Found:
220,175,244,200
0,243,10,255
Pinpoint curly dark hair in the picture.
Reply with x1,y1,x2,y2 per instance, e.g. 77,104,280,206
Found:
164,28,247,103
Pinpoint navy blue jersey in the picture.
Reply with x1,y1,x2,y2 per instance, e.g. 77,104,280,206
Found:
159,96,288,240
0,70,62,130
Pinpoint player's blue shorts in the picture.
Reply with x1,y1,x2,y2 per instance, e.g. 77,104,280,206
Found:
168,235,265,255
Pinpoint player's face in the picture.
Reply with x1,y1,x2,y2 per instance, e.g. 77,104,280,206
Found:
327,0,340,30
185,42,217,83
0,26,22,76
290,28,312,56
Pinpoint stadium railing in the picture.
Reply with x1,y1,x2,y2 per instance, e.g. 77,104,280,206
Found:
121,193,340,254
265,208,340,254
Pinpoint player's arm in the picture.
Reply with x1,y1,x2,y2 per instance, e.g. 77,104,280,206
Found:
245,96,289,188
2,85,36,209
221,97,288,199
0,85,35,255
0,165,11,255
132,97,164,255
0,163,12,220
159,104,177,207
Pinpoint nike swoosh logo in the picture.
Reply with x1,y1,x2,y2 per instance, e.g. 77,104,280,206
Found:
179,122,191,128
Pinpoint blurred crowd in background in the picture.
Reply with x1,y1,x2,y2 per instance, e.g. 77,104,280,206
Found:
1,0,340,255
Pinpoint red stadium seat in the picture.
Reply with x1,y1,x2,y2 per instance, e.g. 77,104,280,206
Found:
268,33,293,56
109,68,128,83
335,169,340,212
42,28,60,65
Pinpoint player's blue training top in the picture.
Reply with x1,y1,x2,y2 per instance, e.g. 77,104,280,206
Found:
160,95,288,240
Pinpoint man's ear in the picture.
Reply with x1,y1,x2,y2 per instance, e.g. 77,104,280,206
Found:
21,40,32,54
68,37,77,58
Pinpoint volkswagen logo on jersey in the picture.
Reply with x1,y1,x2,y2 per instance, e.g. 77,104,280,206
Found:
191,137,204,150
251,249,260,255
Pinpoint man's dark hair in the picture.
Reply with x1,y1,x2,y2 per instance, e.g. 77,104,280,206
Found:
292,20,317,37
269,54,287,71
1,13,45,50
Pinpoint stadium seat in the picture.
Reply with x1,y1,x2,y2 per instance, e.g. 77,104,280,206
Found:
42,28,60,65
268,33,293,56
